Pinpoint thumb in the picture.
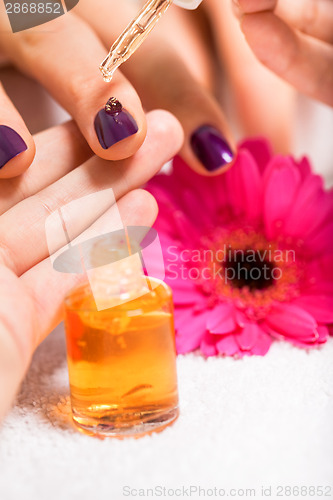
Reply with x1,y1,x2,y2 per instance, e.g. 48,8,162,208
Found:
0,265,34,421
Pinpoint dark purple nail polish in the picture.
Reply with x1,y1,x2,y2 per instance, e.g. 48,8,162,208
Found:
191,125,234,172
0,125,27,169
94,98,138,150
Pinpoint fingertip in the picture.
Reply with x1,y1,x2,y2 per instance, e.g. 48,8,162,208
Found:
146,109,185,154
0,127,35,179
239,12,263,44
241,11,297,73
236,0,277,14
121,189,159,228
92,101,147,161
183,124,235,177
76,78,148,162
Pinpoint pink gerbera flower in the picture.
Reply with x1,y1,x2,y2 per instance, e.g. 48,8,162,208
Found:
146,138,333,357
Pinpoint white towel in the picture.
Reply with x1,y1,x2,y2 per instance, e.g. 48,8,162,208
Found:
1,325,333,499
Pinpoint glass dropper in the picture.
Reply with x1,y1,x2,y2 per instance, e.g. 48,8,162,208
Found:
100,0,173,82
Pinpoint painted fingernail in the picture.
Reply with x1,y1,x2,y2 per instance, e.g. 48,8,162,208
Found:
0,125,28,170
191,125,234,172
94,98,138,150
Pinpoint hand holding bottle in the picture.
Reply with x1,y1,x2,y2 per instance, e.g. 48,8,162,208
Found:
0,110,182,421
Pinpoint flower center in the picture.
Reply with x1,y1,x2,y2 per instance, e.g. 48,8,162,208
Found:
224,249,276,291
194,227,303,320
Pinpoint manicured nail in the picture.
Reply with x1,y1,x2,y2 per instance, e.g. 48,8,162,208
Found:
94,98,138,150
0,125,27,169
191,125,234,172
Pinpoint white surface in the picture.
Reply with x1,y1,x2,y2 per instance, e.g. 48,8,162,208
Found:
0,325,333,500
0,69,333,500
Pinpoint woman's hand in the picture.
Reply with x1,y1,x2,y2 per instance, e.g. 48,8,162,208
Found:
83,0,294,158
73,0,298,170
66,0,238,176
232,0,333,107
0,110,183,421
0,3,148,178
204,0,296,154
0,0,298,179
0,0,238,178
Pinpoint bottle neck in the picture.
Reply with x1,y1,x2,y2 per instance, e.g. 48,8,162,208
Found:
90,253,149,302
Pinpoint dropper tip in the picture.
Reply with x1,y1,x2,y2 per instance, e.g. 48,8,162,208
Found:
99,64,114,83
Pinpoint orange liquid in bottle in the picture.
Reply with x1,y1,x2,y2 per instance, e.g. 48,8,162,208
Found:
65,278,179,438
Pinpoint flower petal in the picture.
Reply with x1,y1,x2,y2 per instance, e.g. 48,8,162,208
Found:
263,157,301,239
304,222,333,257
304,280,333,296
304,256,333,291
207,303,236,334
250,328,273,356
266,303,318,342
317,326,329,344
200,332,218,357
235,310,247,328
174,210,203,243
275,326,328,348
297,157,312,179
175,309,209,354
283,174,324,237
171,281,206,306
292,295,333,324
173,156,226,217
239,137,273,173
224,150,262,220
236,322,259,351
303,192,333,244
216,335,241,356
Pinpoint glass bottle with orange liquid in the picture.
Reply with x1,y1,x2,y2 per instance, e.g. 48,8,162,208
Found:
64,250,179,438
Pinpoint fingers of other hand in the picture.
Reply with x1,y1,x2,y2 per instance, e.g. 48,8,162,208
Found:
232,0,333,106
0,110,183,277
207,0,295,154
76,0,235,175
0,6,146,160
235,0,333,44
276,0,333,44
233,0,277,14
130,46,236,176
0,121,92,215
241,11,333,106
0,83,35,178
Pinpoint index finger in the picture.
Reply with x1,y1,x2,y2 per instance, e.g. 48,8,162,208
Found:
0,82,35,178
0,6,147,161
233,0,277,14
241,11,333,107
